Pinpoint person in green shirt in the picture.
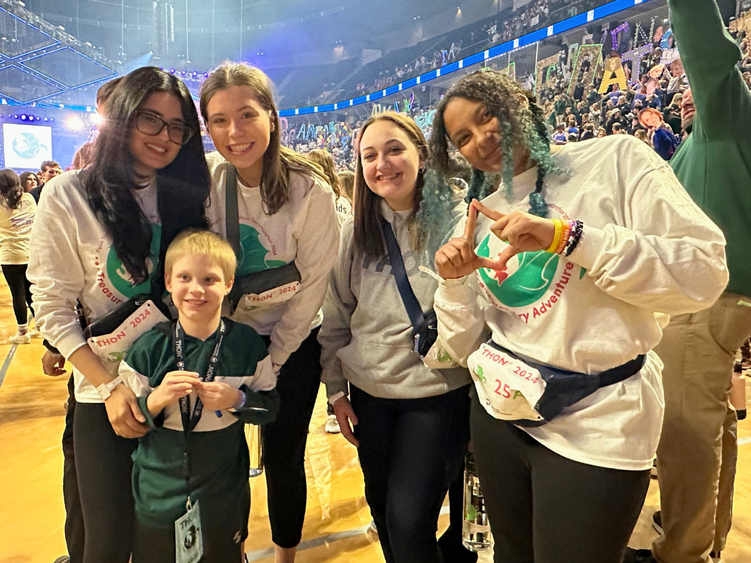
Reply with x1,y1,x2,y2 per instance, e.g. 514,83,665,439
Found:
626,1,751,562
119,230,280,563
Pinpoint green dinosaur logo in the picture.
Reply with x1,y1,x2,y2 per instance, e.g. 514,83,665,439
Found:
476,234,559,308
236,224,286,277
474,365,486,383
105,224,161,298
437,349,452,363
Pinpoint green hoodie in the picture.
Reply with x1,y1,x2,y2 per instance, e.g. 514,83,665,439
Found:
669,0,751,298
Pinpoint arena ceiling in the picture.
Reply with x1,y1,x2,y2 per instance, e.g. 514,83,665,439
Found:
21,0,480,69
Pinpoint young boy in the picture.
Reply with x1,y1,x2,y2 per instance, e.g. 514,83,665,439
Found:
119,230,280,563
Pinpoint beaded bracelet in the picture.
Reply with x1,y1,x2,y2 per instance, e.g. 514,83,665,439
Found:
563,220,584,256
545,219,563,253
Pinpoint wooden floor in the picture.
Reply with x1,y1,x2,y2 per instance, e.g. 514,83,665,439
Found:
0,276,749,563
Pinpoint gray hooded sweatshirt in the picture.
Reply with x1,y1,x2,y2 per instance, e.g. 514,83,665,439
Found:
319,200,471,400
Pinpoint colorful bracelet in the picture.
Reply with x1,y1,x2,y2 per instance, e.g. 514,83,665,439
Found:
563,220,584,256
545,219,563,253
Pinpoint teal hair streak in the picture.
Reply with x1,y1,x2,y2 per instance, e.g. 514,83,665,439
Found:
414,168,463,256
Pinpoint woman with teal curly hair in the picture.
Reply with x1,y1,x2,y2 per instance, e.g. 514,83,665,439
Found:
431,69,562,217
319,111,473,563
429,69,728,562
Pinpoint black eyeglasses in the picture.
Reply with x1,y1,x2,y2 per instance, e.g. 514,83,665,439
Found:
134,110,194,145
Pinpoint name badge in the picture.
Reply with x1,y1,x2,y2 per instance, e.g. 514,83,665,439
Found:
175,499,203,563
467,343,546,422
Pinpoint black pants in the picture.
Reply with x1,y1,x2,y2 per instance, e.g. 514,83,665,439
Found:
1,263,32,325
470,397,650,563
261,328,322,548
74,402,137,563
63,376,85,563
132,514,244,563
351,384,471,563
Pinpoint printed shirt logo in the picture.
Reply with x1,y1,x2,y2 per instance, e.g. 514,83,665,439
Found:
475,233,585,324
237,224,286,277
97,224,161,303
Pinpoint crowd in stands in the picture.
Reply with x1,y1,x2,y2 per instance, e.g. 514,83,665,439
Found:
282,8,751,177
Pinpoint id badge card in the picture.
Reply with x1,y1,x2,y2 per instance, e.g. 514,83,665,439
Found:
467,343,546,422
175,499,203,563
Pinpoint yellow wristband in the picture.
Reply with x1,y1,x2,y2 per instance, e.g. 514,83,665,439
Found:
555,221,571,254
545,219,563,253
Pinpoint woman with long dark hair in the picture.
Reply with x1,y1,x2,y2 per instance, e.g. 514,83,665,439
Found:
429,69,727,563
28,66,211,563
0,169,36,343
199,63,339,563
19,171,38,192
319,111,471,563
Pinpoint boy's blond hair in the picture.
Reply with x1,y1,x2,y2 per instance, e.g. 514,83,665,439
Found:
165,230,237,282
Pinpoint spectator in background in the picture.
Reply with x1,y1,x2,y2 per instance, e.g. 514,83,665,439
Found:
626,0,751,561
553,123,568,144
71,77,123,171
19,171,38,193
307,149,352,225
337,170,355,205
30,160,62,203
580,123,596,141
0,169,36,344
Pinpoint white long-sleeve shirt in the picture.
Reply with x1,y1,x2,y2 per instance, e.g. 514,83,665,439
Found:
0,193,35,265
28,171,161,403
435,135,728,470
205,152,340,365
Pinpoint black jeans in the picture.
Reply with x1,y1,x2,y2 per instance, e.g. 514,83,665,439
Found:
470,396,650,563
63,375,85,563
132,511,245,563
1,263,32,325
351,384,471,563
261,328,323,548
74,401,137,563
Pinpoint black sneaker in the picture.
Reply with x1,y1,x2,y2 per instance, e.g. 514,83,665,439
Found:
652,511,663,535
623,548,657,563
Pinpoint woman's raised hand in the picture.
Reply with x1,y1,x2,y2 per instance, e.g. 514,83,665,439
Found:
435,199,557,280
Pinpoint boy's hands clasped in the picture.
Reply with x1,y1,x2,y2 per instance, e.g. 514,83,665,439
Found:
146,370,242,415
435,199,557,280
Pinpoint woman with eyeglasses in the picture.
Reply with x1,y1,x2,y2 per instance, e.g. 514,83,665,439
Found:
28,67,211,563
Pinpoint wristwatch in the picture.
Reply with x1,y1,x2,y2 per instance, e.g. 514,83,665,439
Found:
97,376,124,401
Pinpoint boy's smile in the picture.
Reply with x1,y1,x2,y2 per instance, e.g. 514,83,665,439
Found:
166,254,233,340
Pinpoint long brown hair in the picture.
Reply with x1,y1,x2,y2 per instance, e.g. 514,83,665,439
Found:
199,62,326,214
306,149,342,198
353,112,428,260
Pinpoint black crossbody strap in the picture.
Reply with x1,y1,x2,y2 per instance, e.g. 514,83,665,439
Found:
225,164,241,257
380,217,425,334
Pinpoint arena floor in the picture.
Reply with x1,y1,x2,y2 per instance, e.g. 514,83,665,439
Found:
0,278,749,563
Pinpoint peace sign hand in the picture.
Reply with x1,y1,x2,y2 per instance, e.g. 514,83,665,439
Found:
435,202,506,280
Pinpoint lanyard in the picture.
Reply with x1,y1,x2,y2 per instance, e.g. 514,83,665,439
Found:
175,319,226,436
174,319,226,498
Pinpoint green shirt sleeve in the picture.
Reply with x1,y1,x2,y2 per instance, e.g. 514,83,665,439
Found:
669,0,741,113
234,387,281,425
